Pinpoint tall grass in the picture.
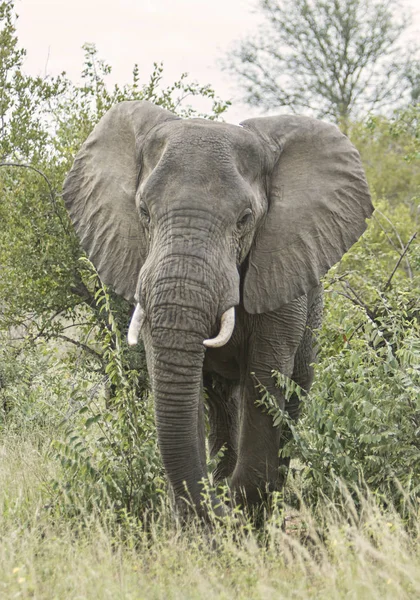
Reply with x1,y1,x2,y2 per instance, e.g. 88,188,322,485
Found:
1,431,419,600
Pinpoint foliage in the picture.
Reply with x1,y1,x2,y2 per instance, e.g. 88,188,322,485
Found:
349,112,420,204
0,1,67,162
224,0,419,124
49,262,163,517
288,280,420,513
1,259,163,517
0,338,72,432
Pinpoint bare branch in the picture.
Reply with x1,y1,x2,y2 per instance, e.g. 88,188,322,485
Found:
54,334,103,362
225,0,417,120
382,232,417,292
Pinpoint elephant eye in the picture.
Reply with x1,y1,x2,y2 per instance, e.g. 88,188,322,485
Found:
237,208,252,229
139,202,150,224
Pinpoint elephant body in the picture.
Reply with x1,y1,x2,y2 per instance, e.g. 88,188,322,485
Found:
63,101,373,518
203,284,323,507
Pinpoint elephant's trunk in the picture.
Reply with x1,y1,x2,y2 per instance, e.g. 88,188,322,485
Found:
152,327,209,514
141,248,233,518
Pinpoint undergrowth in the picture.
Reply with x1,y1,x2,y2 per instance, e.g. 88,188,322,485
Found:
1,430,419,599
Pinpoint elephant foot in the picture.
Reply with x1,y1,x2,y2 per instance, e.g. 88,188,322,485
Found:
213,452,237,487
230,471,280,519
172,484,231,527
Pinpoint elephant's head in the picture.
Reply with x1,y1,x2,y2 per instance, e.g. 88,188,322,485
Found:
63,101,372,516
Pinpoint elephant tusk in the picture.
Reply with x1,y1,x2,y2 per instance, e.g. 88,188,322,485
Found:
127,303,145,346
203,307,235,348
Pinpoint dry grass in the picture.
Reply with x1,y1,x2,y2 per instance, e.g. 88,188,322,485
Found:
1,431,419,599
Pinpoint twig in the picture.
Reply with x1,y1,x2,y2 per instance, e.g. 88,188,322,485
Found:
31,307,69,342
323,272,350,288
55,334,103,362
374,210,405,252
333,290,374,319
372,213,400,253
374,210,413,278
59,322,94,332
346,322,365,343
340,280,376,320
383,232,417,293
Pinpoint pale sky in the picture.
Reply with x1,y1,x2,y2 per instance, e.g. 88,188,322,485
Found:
15,0,420,124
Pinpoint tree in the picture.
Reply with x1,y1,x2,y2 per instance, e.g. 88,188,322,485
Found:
225,0,419,125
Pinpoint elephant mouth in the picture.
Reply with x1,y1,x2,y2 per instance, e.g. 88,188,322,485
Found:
127,304,236,348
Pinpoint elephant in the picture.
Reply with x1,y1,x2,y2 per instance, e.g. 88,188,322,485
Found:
63,100,373,520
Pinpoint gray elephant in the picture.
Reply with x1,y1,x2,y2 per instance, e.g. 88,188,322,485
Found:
63,101,373,519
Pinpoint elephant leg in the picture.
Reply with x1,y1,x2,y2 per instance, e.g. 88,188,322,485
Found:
204,375,239,484
231,297,308,511
279,285,324,485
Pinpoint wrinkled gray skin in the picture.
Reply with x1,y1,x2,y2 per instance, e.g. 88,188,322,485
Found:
63,101,373,519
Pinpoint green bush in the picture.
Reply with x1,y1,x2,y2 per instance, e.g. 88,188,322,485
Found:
290,299,420,514
48,261,164,518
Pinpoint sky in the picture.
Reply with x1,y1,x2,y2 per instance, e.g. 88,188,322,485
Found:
15,0,420,124
15,0,264,123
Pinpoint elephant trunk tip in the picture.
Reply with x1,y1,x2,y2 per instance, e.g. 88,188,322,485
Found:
127,303,145,346
203,307,235,348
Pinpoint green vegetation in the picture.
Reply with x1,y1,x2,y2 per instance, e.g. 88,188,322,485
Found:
0,0,419,597
1,432,420,599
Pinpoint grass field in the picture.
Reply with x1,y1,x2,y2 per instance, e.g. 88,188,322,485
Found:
1,429,419,600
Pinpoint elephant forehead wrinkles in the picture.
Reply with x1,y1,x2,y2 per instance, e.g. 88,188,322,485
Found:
137,121,267,223
140,160,259,219
143,120,265,185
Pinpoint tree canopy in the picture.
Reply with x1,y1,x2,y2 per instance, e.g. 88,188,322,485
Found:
225,0,419,124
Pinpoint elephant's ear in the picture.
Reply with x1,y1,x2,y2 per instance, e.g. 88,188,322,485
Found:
63,100,179,303
241,115,373,313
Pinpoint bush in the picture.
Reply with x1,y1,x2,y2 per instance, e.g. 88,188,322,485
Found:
48,261,164,518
